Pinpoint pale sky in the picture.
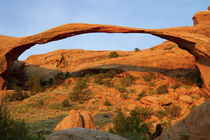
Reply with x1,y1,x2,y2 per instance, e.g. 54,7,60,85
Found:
0,0,209,60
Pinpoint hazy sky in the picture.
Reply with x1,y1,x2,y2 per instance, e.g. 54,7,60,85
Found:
0,0,209,60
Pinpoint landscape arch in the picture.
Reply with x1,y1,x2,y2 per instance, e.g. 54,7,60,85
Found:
0,21,209,92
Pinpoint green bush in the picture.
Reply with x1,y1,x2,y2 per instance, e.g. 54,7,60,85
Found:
25,75,42,93
38,99,44,106
120,75,135,87
103,100,112,106
116,86,128,93
111,108,151,140
4,86,29,102
136,90,146,100
0,105,44,140
69,90,81,102
156,84,168,94
109,51,119,58
148,89,155,95
120,93,128,99
171,83,180,89
135,48,141,52
62,99,70,107
73,78,87,91
155,109,167,119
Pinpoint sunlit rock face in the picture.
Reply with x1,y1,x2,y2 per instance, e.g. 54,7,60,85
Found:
0,7,210,91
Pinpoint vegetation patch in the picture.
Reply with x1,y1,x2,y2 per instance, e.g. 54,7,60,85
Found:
156,84,168,94
142,72,154,82
109,108,151,140
109,51,119,58
103,100,112,106
120,74,135,87
0,105,44,140
136,90,146,100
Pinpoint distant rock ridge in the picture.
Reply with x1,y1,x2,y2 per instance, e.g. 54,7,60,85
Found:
0,7,209,91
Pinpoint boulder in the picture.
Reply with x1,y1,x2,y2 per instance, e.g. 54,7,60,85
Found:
160,95,172,106
54,110,96,131
46,128,128,140
140,96,160,105
155,101,210,140
179,95,193,104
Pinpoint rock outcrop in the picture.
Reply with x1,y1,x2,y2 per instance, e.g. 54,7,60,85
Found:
155,101,210,140
46,128,128,140
0,7,209,91
54,110,96,131
23,41,195,80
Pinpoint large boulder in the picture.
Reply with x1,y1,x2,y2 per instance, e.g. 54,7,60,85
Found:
155,101,210,140
46,128,128,140
54,110,96,131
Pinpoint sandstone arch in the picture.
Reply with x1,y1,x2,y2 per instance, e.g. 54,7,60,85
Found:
0,9,209,91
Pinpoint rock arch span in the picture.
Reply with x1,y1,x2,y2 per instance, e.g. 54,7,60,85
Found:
0,9,210,91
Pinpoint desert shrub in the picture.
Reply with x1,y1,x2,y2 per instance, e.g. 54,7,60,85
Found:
135,107,152,120
73,78,87,91
183,85,191,89
49,103,62,110
120,93,128,99
69,87,92,102
148,89,155,95
62,99,70,107
116,86,128,93
94,113,112,127
25,75,42,93
54,72,65,85
129,89,136,93
103,100,112,106
156,84,168,94
104,70,118,78
148,82,156,87
110,108,151,140
109,51,119,58
135,48,141,52
38,99,44,106
4,86,29,102
0,105,44,140
171,83,180,89
103,79,114,87
169,106,181,118
155,109,167,119
69,90,81,102
120,75,135,87
142,72,154,82
136,90,146,100
94,74,104,85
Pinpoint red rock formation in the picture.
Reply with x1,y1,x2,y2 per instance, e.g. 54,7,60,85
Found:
54,110,96,131
0,8,209,91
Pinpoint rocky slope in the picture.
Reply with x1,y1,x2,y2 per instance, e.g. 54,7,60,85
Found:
22,41,195,79
0,7,209,91
155,101,210,140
